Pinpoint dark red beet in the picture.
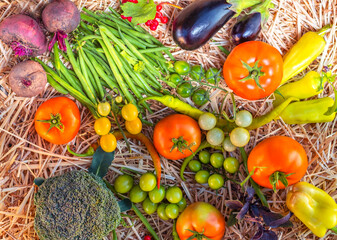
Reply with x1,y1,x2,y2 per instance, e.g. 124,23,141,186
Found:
0,14,47,57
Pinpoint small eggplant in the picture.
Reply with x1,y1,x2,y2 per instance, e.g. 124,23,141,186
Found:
231,12,262,45
172,0,235,50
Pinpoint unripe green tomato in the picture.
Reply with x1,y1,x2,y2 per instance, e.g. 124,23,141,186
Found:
208,174,224,190
149,185,165,203
157,203,169,220
188,160,202,172
206,128,225,146
224,157,240,173
223,137,237,152
230,127,250,147
142,197,158,215
176,198,187,212
195,170,210,184
199,150,211,164
166,186,183,203
165,204,180,219
114,174,134,194
129,185,147,203
198,112,217,130
139,172,157,192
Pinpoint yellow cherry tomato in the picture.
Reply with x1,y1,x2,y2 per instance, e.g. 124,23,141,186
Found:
121,103,139,121
115,96,123,103
125,118,142,134
94,117,111,135
100,133,117,152
97,102,111,117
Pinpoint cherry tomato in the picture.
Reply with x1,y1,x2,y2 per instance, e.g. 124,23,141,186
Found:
208,174,224,190
223,157,239,173
100,133,117,152
121,103,139,121
190,65,205,80
191,88,209,106
114,174,134,193
144,235,152,240
129,185,147,203
188,160,202,172
223,137,236,152
206,128,224,146
210,153,225,168
198,112,217,131
195,170,210,184
206,68,221,84
125,117,142,134
166,186,183,203
176,202,226,240
169,73,182,86
153,114,202,160
235,110,253,127
247,136,308,190
115,96,123,103
157,203,169,220
142,197,158,215
149,185,165,203
94,117,111,135
177,82,193,98
177,198,187,212
139,172,157,192
230,127,250,147
97,102,111,117
174,61,191,75
165,204,180,219
34,97,80,144
199,150,211,164
223,41,283,100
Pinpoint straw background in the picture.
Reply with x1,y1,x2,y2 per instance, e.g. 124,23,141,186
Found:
0,0,337,239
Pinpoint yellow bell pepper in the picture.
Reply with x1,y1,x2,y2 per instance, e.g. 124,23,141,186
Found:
281,25,330,85
286,182,337,238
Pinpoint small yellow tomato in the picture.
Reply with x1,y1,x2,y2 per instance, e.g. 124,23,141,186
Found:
97,102,111,117
115,96,123,104
125,118,142,134
100,133,117,152
94,117,111,135
121,103,138,121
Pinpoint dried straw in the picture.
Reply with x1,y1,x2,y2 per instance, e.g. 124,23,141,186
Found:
0,0,337,239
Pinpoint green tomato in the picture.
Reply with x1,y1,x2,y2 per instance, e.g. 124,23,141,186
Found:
176,198,187,212
224,157,240,174
139,172,157,192
223,137,236,152
205,68,221,84
191,88,209,106
157,203,169,221
169,73,182,86
177,82,193,98
174,61,191,75
165,204,180,219
142,197,158,215
166,186,183,203
235,110,253,127
210,152,225,168
114,174,134,194
230,127,250,147
208,174,224,190
195,170,210,184
198,112,217,130
188,160,202,172
149,185,165,203
129,185,147,203
190,65,205,80
206,128,225,146
199,150,211,164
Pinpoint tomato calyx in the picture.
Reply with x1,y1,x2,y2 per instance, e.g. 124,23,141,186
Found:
37,113,65,133
239,60,265,90
186,229,212,240
170,136,195,154
269,171,295,192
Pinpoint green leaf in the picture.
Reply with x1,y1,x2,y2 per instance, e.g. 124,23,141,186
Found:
34,177,45,186
121,0,157,25
227,212,238,227
118,199,132,212
88,147,115,178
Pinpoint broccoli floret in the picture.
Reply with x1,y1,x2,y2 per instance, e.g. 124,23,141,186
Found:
34,170,121,240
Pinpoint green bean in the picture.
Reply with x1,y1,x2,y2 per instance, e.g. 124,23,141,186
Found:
139,47,169,53
46,75,69,94
59,63,83,90
143,68,162,89
83,48,113,76
144,52,167,63
80,12,97,24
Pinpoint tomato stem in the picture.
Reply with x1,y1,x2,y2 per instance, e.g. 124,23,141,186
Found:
239,60,265,90
269,171,295,192
171,136,195,154
186,229,212,240
37,113,65,133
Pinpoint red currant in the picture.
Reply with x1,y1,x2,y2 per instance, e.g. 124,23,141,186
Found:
127,16,132,22
145,20,152,26
156,12,162,19
144,236,151,240
150,24,157,31
122,0,128,3
152,19,159,26
121,15,127,19
161,16,168,24
156,5,162,11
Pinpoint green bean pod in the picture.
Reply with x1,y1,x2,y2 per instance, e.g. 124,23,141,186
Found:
46,75,69,94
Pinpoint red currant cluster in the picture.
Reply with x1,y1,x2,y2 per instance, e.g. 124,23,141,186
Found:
145,5,168,31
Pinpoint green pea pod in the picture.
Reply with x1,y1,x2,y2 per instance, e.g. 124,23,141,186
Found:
247,97,299,130
274,71,325,107
280,97,336,124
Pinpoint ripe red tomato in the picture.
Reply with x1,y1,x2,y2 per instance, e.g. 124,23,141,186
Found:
247,136,308,190
176,202,226,240
223,41,283,100
34,97,81,144
153,114,201,160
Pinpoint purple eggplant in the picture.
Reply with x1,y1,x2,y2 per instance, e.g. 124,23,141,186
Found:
231,12,262,45
172,0,235,50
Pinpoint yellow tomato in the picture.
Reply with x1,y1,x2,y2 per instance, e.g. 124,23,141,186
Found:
125,118,142,134
94,117,111,135
100,133,117,152
121,104,138,121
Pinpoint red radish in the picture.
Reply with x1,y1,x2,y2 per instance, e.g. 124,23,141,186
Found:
0,14,47,57
42,0,80,51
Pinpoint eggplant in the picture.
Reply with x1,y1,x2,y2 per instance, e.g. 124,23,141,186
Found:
231,12,262,45
172,0,235,50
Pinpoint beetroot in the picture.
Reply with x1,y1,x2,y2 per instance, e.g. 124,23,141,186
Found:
42,0,80,51
9,60,47,97
0,14,47,57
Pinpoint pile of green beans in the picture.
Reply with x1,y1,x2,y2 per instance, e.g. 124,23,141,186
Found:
39,7,175,117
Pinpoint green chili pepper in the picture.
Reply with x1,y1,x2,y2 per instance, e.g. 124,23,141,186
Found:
67,145,95,157
274,71,325,107
279,97,336,124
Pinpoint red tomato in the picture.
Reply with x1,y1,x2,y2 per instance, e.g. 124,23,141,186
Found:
34,97,81,144
247,136,308,190
176,202,226,240
223,41,283,100
153,114,201,160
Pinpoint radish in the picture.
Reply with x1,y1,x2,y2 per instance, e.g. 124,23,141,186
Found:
0,14,47,57
42,0,80,51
